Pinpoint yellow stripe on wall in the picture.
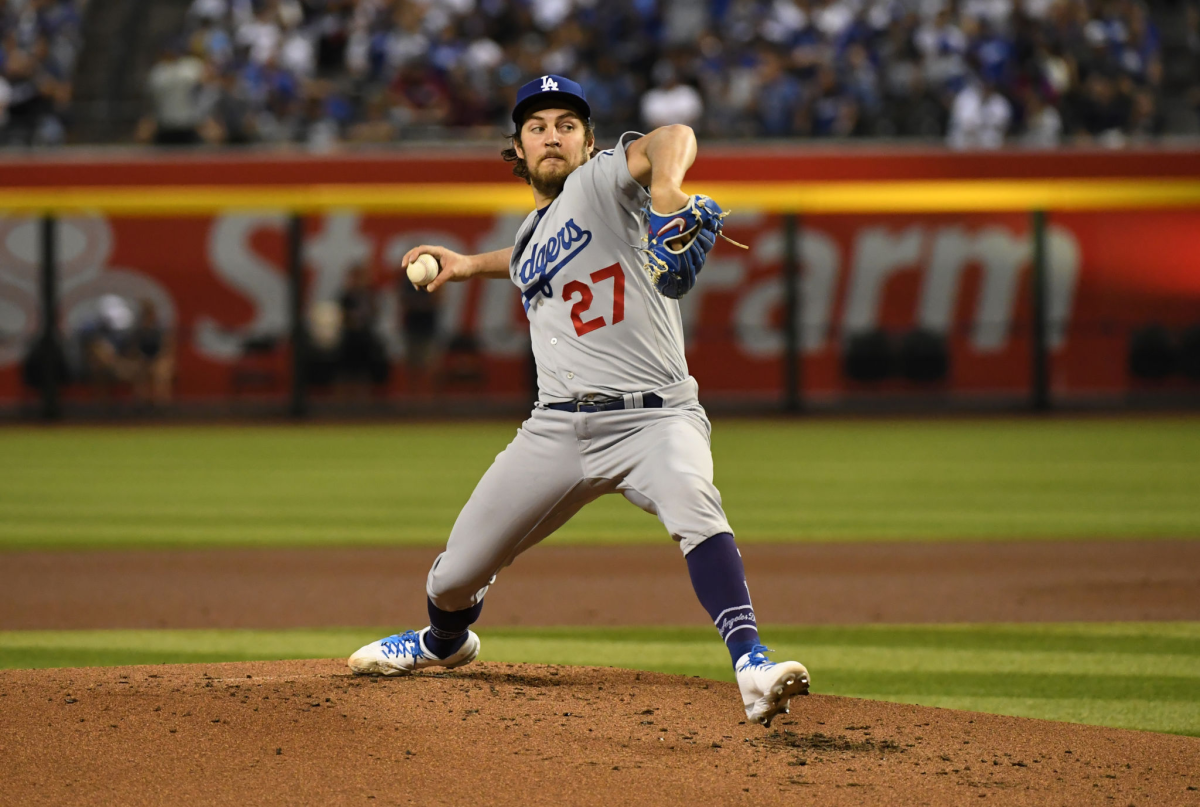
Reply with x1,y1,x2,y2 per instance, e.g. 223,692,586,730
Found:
1,179,1199,215
701,179,1200,213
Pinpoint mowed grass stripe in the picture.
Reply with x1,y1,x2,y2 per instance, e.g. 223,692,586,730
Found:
1,623,1197,736
2,419,1200,549
825,670,1197,701
878,697,1200,738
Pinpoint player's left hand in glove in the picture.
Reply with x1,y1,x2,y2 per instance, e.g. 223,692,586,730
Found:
641,194,745,299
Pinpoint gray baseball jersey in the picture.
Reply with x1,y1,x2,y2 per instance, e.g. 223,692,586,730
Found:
424,133,733,614
509,132,688,404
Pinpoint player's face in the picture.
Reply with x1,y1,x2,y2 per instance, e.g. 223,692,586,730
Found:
517,109,591,198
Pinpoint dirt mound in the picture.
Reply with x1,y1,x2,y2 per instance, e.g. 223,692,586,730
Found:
2,661,1197,806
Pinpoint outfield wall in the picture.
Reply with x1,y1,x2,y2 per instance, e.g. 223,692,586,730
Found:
2,148,1198,409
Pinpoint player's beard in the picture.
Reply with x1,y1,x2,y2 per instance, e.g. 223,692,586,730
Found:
528,148,584,200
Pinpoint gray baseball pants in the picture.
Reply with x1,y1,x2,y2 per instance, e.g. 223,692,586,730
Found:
425,378,733,612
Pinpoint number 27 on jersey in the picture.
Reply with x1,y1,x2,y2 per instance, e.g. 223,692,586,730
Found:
562,263,625,337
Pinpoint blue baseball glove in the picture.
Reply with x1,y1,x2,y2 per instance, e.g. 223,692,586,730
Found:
641,195,743,299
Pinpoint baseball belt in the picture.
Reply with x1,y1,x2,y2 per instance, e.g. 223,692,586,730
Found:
545,392,665,413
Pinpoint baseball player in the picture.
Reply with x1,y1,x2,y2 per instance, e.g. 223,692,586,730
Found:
349,75,808,726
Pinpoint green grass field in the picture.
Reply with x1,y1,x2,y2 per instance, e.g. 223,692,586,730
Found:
2,418,1199,549
3,623,1198,736
3,420,1198,738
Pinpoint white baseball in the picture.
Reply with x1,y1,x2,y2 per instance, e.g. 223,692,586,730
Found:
407,253,439,286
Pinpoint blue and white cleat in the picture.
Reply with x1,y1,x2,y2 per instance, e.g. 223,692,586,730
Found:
735,645,809,727
347,627,480,676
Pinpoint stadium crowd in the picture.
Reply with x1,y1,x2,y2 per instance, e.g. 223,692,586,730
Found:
3,0,1196,148
134,0,1191,150
0,0,86,146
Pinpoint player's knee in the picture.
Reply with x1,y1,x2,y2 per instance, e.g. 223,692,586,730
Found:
427,576,486,612
676,521,736,556
426,554,492,612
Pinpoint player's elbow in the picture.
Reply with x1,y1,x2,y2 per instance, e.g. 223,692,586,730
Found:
654,123,696,146
642,124,698,169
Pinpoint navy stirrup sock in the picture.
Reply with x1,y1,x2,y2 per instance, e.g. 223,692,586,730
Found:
686,532,761,666
425,597,483,659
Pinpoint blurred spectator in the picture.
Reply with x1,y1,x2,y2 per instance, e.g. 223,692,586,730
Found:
807,65,860,137
1127,87,1164,141
876,13,935,136
0,0,81,146
297,84,345,152
839,43,881,129
578,54,639,134
337,264,388,388
398,274,439,394
947,79,1011,149
315,0,355,77
236,3,283,66
192,17,235,67
390,58,452,133
788,6,828,82
916,9,968,91
188,0,227,25
1070,71,1132,146
279,17,316,79
1035,42,1074,101
2,47,69,146
206,67,257,145
663,0,710,47
346,90,395,143
1119,4,1161,88
1187,2,1200,129
1019,88,1062,147
306,299,342,388
755,49,804,137
640,62,704,130
126,299,176,408
137,41,211,146
971,20,1012,87
79,294,134,396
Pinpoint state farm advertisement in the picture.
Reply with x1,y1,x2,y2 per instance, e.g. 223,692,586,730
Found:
2,207,1198,405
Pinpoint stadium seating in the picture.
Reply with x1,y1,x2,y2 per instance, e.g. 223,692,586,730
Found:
8,0,1197,148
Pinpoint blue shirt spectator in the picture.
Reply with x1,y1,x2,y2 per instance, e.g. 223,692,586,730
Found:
756,50,804,137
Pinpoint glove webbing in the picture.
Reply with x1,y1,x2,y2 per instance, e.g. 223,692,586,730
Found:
662,195,749,252
637,195,748,288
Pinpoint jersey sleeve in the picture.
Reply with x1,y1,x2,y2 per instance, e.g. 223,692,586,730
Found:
580,131,650,223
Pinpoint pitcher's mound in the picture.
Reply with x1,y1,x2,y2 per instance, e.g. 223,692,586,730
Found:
3,660,1197,806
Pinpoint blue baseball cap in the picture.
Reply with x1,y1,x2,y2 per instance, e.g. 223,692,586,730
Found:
511,74,591,126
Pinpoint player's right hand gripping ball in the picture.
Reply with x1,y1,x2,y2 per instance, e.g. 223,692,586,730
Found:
407,253,439,287
642,195,739,299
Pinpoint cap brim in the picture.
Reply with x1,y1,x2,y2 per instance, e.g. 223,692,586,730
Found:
512,93,591,126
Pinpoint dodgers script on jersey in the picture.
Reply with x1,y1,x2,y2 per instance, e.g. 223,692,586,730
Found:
509,131,689,403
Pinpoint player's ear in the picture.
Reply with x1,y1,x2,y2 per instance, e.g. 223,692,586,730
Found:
512,131,525,160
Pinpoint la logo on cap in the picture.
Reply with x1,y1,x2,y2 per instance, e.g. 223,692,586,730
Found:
540,75,558,91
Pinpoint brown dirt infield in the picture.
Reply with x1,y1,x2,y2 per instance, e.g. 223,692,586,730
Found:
3,540,1198,630
3,660,1198,806
3,540,1199,805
